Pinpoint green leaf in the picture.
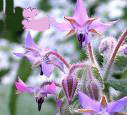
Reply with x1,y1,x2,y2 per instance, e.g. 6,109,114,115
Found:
108,78,127,93
34,32,42,43
0,68,10,78
113,56,127,72
112,69,127,79
9,58,32,115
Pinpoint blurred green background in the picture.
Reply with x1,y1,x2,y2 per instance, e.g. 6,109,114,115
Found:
0,0,127,115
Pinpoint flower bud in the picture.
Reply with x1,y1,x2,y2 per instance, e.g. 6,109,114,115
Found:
99,37,117,57
62,76,78,104
81,66,101,101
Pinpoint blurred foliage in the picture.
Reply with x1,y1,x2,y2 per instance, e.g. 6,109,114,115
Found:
113,56,127,72
9,58,32,115
108,78,127,93
0,68,10,79
38,0,52,12
0,31,23,43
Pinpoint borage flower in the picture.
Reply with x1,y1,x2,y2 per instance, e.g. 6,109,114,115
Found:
50,0,115,48
16,77,57,111
75,91,127,114
14,32,66,77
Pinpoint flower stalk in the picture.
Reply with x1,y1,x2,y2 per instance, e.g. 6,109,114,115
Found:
87,42,99,68
46,51,70,69
69,63,86,76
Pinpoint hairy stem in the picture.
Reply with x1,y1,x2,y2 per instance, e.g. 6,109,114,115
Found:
87,42,99,68
69,63,86,75
46,51,70,69
104,30,127,81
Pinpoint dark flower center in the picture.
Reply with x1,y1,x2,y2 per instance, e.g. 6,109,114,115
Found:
77,33,85,49
36,97,44,111
40,65,43,75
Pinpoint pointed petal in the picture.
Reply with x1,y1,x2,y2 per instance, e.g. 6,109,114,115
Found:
25,52,41,65
41,63,55,77
107,96,127,112
78,91,100,112
73,0,89,25
14,53,24,58
16,77,33,94
89,19,116,32
25,32,38,49
46,83,56,94
85,18,97,26
49,17,71,31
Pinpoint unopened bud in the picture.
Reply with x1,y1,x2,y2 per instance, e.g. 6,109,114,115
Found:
62,76,78,104
81,66,101,100
99,37,117,57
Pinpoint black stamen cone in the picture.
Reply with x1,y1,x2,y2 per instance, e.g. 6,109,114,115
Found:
40,65,43,75
78,33,84,49
37,97,44,111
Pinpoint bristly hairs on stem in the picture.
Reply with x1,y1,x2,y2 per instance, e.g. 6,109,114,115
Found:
104,30,127,81
69,63,86,76
87,42,100,69
45,50,70,69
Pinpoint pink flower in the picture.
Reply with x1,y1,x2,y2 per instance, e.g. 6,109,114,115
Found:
16,77,32,94
16,77,57,111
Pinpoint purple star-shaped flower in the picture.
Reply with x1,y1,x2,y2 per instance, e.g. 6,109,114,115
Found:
16,77,57,111
14,32,64,77
76,91,127,114
50,0,115,48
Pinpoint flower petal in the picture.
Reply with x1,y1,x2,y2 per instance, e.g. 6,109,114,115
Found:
25,32,38,49
45,83,56,94
78,91,100,112
107,96,127,112
41,63,55,77
49,17,71,31
53,58,65,73
14,53,24,58
16,77,33,94
89,19,116,32
73,0,89,25
25,51,41,65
